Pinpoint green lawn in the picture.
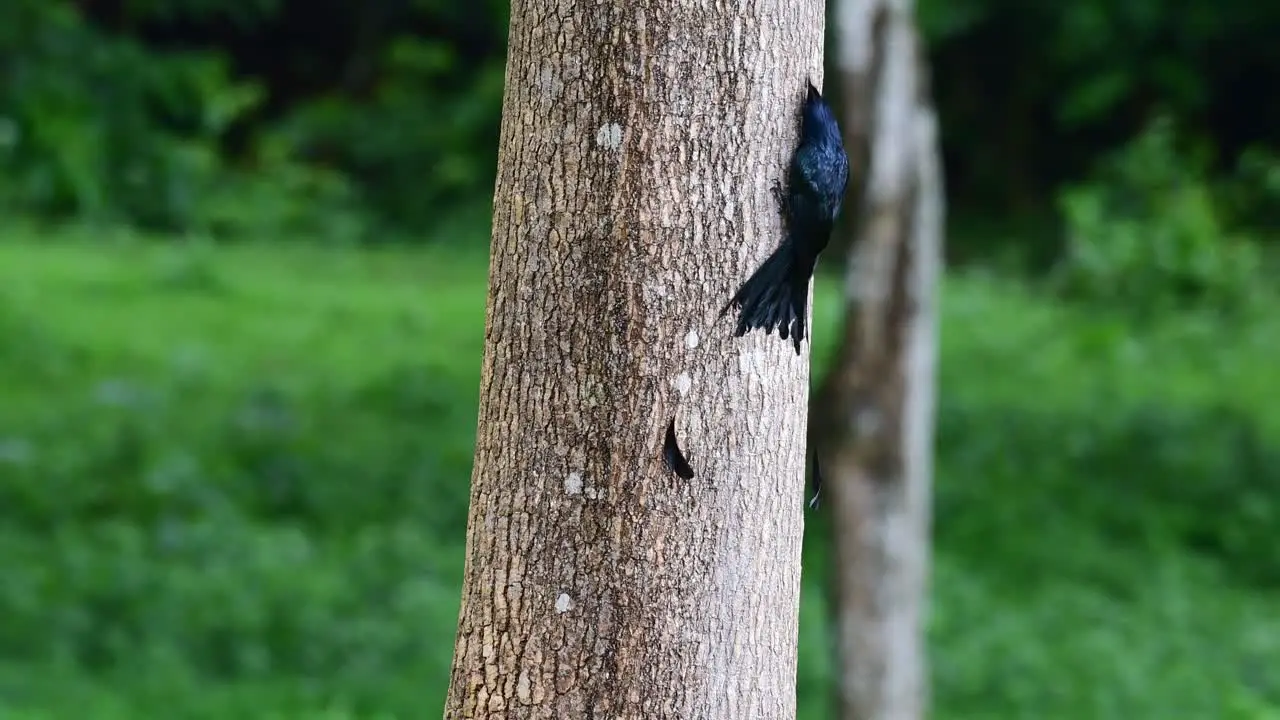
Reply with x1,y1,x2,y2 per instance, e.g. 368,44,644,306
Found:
0,229,1276,718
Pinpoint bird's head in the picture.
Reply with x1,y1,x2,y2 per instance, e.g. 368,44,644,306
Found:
800,79,839,140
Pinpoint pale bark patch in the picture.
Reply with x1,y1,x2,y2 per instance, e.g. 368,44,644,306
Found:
672,372,693,395
595,122,625,150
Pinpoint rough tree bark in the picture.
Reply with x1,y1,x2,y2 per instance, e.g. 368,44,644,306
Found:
443,1,828,718
815,0,944,717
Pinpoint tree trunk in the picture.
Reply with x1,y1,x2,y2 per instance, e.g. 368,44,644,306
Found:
443,1,827,718
818,0,945,718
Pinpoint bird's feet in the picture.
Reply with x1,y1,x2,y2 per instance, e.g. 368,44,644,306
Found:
770,180,788,212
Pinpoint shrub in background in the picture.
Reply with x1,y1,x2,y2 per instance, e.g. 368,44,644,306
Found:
5,0,1280,247
0,0,504,240
1052,116,1266,319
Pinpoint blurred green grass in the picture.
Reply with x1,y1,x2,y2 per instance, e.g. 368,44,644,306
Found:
0,229,1277,718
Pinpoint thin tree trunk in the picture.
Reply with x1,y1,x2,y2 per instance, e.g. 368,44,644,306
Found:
444,1,828,717
818,0,944,717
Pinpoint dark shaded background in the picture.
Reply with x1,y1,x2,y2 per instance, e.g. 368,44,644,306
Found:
5,0,1279,252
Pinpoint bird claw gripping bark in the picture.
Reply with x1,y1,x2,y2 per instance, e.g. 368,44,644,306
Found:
771,179,789,216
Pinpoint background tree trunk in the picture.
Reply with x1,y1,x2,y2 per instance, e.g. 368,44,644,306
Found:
444,1,828,717
815,0,944,718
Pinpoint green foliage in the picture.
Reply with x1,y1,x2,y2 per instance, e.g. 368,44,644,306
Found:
918,278,1280,717
803,277,1280,718
0,0,502,238
1219,146,1280,238
0,0,370,241
1052,117,1265,318
4,0,1280,245
916,0,1280,244
3,3,200,217
1,234,1278,717
0,235,488,716
274,40,505,231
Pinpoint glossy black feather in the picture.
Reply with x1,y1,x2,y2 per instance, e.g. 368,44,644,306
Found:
722,81,850,354
663,417,695,479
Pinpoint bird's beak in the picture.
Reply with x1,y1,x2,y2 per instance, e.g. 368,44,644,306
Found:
806,81,822,101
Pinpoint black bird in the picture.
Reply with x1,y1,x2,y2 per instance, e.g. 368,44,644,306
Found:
721,81,849,354
662,417,695,479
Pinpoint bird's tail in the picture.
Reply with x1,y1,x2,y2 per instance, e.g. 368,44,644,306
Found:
720,240,812,354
